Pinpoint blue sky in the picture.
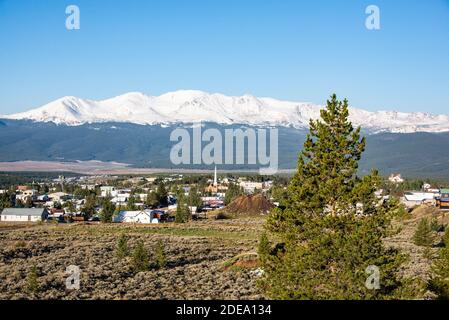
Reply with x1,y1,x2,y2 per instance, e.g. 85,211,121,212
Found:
0,0,448,115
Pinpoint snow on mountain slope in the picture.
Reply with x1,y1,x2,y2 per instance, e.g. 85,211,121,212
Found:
4,90,449,133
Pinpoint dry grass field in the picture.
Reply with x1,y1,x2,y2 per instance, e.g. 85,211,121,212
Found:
0,206,447,300
0,218,264,300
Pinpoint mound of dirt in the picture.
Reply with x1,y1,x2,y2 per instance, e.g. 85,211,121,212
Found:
411,205,442,218
225,194,274,216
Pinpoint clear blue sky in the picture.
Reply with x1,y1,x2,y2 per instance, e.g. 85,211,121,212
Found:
0,0,448,115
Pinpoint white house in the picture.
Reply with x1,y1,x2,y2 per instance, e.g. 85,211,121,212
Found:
80,184,96,191
201,196,224,203
427,188,441,194
389,174,404,184
111,193,130,205
23,189,38,197
16,189,38,202
401,192,436,208
0,208,49,222
239,181,264,194
113,210,157,224
48,192,70,202
422,183,440,194
100,186,117,197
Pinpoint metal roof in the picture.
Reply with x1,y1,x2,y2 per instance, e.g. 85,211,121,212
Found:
1,208,47,216
404,192,435,202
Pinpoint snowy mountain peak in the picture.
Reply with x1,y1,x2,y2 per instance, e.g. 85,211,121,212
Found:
3,90,449,133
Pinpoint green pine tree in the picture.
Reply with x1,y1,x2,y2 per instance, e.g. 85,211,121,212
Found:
145,191,159,208
81,194,97,220
101,197,116,223
430,217,442,232
156,182,168,207
64,200,76,214
258,232,270,266
131,241,149,272
116,233,129,259
126,194,138,211
175,193,190,223
413,218,435,247
187,187,202,207
155,240,167,269
428,247,449,299
259,94,407,299
269,186,289,209
26,264,39,295
225,183,243,205
0,192,11,211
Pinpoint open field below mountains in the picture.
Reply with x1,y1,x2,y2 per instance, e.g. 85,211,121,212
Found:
0,161,295,175
0,208,447,300
0,218,264,300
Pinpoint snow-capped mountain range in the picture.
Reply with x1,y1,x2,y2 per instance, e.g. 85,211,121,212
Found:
3,90,449,133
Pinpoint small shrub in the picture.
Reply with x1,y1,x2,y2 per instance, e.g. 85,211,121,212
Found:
131,241,149,272
394,203,411,221
215,211,232,220
26,265,39,294
386,225,403,237
155,240,166,269
430,217,443,232
442,227,449,247
413,218,435,247
116,234,129,259
15,240,26,248
175,206,190,223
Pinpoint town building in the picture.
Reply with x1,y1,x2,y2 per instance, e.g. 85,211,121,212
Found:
204,166,228,194
401,192,436,208
48,192,70,202
100,186,117,197
16,189,38,202
0,208,49,222
422,183,440,194
437,189,449,210
113,210,158,224
80,184,96,191
239,181,264,194
389,174,404,184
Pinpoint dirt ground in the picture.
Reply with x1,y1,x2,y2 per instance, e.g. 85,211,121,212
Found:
0,219,264,300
